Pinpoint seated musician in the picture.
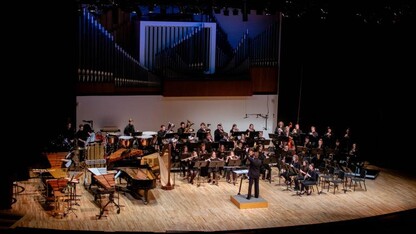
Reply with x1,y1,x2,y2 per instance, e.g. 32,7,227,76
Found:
299,163,317,195
157,124,167,149
311,138,325,169
214,123,228,142
281,154,301,186
179,145,190,177
245,123,256,139
171,139,180,162
216,144,228,159
294,160,309,191
229,123,239,135
258,144,272,181
183,150,199,184
287,136,296,151
225,151,240,183
177,121,186,135
291,123,303,146
204,132,214,143
206,151,223,184
257,131,266,141
197,122,208,141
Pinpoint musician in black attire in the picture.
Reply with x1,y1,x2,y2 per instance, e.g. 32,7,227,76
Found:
123,118,136,136
299,163,318,195
282,154,301,186
214,123,227,142
75,124,89,161
245,123,256,139
177,122,186,135
157,124,167,149
62,122,75,148
246,148,262,199
258,144,271,181
171,140,180,162
197,122,208,141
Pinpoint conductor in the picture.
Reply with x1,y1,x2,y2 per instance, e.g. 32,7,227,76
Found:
246,148,262,200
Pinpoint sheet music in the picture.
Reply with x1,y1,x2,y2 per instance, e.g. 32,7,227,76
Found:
88,167,108,176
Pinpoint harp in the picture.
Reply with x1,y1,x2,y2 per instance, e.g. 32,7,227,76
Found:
158,144,174,190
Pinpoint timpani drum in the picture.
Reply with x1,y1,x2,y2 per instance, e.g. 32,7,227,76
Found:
142,131,158,146
118,136,134,148
107,132,120,145
136,135,153,148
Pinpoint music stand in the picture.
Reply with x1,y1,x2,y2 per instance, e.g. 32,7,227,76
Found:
227,159,241,167
163,133,176,139
256,139,271,146
250,131,260,139
221,141,234,150
194,161,208,187
233,169,248,195
208,161,225,186
226,159,241,185
188,142,199,151
268,133,279,139
232,131,247,137
179,133,191,140
207,142,219,151
197,132,207,141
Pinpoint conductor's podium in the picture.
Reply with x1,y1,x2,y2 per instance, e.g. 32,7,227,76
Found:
230,194,268,209
230,169,268,209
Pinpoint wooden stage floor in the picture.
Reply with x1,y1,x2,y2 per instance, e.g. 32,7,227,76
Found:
2,163,416,233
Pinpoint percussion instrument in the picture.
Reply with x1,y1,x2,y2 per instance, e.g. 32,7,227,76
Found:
142,131,157,136
118,136,134,148
107,132,121,145
136,135,153,148
86,142,105,160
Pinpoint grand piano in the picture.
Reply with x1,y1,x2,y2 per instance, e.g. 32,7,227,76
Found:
107,148,156,169
115,165,156,204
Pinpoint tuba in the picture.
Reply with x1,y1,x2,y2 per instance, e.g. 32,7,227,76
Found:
184,120,194,133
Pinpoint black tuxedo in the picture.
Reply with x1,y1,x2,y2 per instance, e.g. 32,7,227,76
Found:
247,156,262,199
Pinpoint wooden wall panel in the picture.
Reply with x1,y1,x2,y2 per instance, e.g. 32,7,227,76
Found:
251,67,278,94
